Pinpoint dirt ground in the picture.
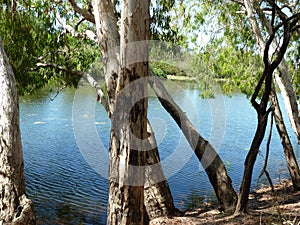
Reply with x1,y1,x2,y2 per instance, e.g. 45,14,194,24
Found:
150,180,300,225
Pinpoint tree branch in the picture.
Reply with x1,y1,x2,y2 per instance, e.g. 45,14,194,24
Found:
265,0,288,21
93,0,120,112
270,0,275,28
68,0,95,24
270,13,300,71
65,23,98,43
34,62,110,115
56,14,98,43
75,18,86,30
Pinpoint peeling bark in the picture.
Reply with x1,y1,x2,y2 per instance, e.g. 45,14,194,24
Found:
106,0,151,223
0,39,35,224
93,0,180,223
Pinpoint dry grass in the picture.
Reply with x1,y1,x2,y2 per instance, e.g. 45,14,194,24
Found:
150,180,300,225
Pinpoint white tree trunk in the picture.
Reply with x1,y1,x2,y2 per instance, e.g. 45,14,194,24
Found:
270,88,300,190
0,39,35,224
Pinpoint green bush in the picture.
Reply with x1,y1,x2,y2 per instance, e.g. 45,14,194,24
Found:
152,67,168,78
150,61,187,78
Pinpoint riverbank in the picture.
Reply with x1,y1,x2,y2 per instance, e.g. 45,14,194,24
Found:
150,180,300,224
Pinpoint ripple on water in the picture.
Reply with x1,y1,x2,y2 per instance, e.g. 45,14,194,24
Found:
20,87,298,224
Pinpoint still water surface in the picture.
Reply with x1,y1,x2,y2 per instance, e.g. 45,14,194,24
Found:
19,81,300,224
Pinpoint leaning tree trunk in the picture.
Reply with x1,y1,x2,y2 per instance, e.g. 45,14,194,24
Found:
149,75,237,213
270,87,300,190
234,112,269,214
234,60,274,215
0,39,35,224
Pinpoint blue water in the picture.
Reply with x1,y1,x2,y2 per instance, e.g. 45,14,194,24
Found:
19,81,300,224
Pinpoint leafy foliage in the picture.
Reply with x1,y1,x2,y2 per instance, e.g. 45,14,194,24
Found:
150,0,184,43
169,0,299,101
0,0,53,93
209,44,263,97
150,61,187,79
0,0,99,94
1,0,298,101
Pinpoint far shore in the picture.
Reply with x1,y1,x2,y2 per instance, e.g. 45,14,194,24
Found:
167,74,196,82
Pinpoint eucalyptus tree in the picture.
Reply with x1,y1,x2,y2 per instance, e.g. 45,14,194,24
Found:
0,39,36,224
210,0,300,213
2,0,175,223
72,0,237,218
236,3,300,213
196,0,300,192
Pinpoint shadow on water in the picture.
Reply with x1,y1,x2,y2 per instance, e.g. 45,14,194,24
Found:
35,201,106,225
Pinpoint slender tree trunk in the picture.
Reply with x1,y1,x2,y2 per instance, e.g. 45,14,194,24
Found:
234,112,269,214
149,75,237,213
270,87,300,190
234,61,274,215
234,1,296,213
0,39,35,224
246,0,300,188
93,0,120,113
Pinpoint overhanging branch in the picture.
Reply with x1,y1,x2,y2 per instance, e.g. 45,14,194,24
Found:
34,62,109,115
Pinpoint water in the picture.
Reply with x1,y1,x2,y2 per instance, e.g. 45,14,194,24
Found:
19,82,300,224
